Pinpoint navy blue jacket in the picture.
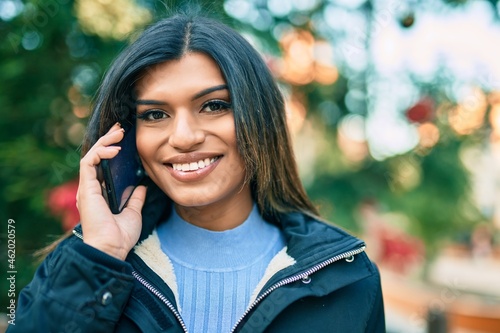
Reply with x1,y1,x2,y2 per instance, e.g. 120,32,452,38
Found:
10,186,385,332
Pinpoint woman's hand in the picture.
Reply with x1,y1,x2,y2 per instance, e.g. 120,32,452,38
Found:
76,122,147,260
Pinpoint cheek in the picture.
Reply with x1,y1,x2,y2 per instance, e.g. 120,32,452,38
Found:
136,129,158,163
221,120,244,167
219,117,238,149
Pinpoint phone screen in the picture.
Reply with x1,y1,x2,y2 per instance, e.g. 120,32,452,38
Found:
100,123,145,214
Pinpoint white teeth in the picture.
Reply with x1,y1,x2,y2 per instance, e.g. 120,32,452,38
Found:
172,157,219,171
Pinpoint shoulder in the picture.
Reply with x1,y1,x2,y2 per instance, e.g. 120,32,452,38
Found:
36,230,83,269
280,211,361,240
279,211,365,258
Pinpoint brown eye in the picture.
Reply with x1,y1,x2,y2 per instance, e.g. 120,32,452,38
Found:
149,111,165,119
201,100,231,113
137,110,168,121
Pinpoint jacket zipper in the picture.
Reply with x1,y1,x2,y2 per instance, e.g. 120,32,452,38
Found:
72,229,188,332
132,271,188,333
229,245,366,332
73,228,364,333
72,229,83,240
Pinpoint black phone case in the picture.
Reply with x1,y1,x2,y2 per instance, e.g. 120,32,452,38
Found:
100,122,144,214
101,158,120,214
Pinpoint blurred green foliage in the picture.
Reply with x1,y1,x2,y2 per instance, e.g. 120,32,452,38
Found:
0,0,118,307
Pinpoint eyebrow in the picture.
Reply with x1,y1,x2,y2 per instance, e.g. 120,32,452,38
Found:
135,84,229,106
192,84,228,100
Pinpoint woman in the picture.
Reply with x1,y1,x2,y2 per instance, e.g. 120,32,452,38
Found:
10,12,385,333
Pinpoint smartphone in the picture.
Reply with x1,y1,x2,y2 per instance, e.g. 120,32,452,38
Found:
100,123,145,214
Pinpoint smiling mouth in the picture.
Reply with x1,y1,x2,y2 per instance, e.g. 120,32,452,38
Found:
170,156,221,172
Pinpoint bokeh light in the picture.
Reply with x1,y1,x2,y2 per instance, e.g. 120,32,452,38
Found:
75,0,151,40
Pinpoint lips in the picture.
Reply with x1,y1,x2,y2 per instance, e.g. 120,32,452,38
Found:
164,153,223,182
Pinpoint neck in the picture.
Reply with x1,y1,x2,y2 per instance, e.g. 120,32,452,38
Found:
174,184,253,231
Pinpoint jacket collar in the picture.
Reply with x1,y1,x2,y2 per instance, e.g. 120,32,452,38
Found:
73,181,365,265
279,211,364,268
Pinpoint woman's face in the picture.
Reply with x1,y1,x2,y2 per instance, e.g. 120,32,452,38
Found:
134,53,251,214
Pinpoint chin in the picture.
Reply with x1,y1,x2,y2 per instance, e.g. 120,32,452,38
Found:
170,196,214,208
165,188,221,208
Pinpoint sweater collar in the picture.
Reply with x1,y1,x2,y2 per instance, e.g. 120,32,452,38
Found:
156,204,283,270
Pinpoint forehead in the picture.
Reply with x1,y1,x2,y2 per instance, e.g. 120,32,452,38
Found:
134,53,227,97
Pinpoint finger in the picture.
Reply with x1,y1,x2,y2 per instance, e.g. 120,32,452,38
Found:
120,186,135,205
103,122,125,139
93,127,125,149
86,123,124,153
81,145,121,168
123,185,147,214
80,123,124,184
78,146,122,202
107,122,123,134
79,123,123,170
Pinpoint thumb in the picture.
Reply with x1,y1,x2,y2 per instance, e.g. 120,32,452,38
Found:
124,185,147,214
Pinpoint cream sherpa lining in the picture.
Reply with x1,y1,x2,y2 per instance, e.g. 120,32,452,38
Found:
133,230,181,312
248,246,296,305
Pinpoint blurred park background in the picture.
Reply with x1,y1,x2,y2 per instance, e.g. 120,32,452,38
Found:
1,0,500,332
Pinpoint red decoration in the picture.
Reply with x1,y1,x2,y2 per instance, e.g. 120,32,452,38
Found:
47,179,80,231
378,228,425,274
406,97,435,123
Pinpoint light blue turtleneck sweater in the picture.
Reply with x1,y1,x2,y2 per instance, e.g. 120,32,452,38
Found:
156,205,286,333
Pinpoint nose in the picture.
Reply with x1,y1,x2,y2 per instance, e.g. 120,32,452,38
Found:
168,112,205,150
